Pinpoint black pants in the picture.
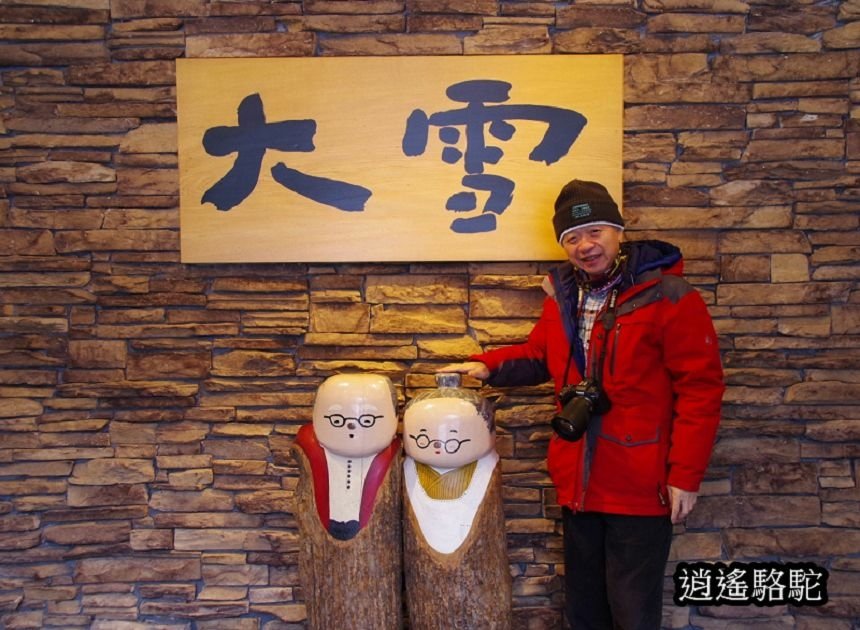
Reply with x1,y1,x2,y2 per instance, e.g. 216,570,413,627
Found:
562,509,672,630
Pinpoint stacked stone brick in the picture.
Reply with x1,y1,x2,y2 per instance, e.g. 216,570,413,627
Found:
1,0,859,628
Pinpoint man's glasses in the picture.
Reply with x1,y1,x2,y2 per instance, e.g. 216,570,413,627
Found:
325,413,383,428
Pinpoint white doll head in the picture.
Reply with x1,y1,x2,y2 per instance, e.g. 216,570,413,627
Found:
312,373,398,457
403,395,495,470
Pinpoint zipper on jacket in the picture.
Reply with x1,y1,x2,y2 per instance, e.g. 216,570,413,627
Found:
576,404,598,512
609,323,621,377
657,483,667,507
579,451,590,511
588,332,601,381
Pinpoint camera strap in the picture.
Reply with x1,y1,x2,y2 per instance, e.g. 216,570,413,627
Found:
563,287,619,387
591,287,619,383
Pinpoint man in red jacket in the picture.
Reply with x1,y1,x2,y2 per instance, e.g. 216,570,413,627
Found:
442,179,724,629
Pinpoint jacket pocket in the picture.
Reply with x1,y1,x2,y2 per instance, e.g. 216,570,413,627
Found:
601,318,660,390
547,434,584,507
592,424,666,507
599,424,661,447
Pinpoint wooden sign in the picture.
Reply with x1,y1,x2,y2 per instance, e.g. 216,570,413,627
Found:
177,55,623,263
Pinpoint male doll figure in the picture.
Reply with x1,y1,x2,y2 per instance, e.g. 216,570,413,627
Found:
292,373,402,629
402,373,512,630
295,372,400,539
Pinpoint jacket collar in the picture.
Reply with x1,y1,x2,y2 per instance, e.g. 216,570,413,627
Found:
546,239,683,300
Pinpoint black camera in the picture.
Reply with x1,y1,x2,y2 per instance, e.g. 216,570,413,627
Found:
551,380,611,442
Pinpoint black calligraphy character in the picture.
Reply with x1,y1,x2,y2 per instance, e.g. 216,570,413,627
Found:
202,93,371,212
403,80,587,233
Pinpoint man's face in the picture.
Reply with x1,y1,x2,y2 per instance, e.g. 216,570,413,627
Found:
312,374,397,457
403,398,494,470
561,224,623,279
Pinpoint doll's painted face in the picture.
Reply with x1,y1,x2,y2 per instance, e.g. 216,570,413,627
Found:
312,374,397,458
404,398,494,470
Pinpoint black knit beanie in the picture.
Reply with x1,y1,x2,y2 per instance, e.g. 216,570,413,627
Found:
552,179,624,243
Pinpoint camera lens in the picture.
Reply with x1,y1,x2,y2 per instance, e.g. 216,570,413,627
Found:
551,396,591,442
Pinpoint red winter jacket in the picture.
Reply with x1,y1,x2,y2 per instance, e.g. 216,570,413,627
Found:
473,240,724,516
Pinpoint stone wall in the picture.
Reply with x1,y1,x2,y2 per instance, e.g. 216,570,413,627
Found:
1,0,859,628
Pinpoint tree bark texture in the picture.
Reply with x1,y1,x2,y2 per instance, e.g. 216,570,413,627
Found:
403,462,512,630
292,445,403,630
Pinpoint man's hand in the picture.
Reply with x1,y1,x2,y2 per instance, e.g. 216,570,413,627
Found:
668,485,698,524
437,362,490,380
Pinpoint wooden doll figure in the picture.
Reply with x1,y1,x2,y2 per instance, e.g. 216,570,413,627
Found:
292,373,402,630
402,373,512,630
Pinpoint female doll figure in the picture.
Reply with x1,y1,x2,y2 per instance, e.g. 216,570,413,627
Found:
402,373,512,630
292,373,402,629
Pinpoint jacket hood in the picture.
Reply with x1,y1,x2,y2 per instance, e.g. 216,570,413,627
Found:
623,239,683,279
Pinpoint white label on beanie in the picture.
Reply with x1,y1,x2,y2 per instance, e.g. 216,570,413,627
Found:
570,203,593,219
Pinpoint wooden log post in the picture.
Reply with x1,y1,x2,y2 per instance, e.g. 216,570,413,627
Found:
402,373,513,630
292,373,404,630
293,444,403,629
403,461,511,630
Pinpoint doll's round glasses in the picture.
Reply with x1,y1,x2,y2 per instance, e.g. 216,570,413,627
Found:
409,433,471,454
